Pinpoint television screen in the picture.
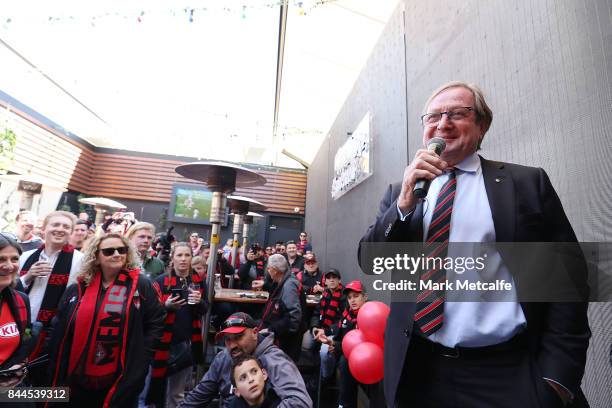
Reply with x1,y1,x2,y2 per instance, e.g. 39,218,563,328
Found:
168,184,227,226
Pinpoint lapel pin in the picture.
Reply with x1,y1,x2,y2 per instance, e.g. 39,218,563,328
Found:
495,177,502,183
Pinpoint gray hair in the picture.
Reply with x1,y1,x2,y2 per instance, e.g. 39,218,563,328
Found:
422,81,493,148
267,254,288,274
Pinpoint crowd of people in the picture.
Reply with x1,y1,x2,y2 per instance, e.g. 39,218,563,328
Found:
1,79,590,408
1,208,370,408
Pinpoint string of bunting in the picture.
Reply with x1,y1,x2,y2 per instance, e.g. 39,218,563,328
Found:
1,0,339,26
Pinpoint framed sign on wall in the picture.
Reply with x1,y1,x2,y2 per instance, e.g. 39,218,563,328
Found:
331,112,372,200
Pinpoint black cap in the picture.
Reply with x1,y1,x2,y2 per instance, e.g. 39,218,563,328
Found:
217,312,258,339
325,268,341,279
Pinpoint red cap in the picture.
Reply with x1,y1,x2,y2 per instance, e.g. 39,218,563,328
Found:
304,254,318,264
343,280,364,294
215,312,257,341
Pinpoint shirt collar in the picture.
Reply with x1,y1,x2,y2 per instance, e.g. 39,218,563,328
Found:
453,152,480,173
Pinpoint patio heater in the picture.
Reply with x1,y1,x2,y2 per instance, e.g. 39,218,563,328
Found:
226,196,266,287
174,161,266,359
242,211,264,249
78,197,127,229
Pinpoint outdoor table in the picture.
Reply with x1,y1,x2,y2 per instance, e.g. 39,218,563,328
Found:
214,288,269,303
307,294,322,306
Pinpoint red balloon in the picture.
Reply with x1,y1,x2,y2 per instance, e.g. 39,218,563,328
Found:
348,342,384,384
342,329,367,359
357,301,390,346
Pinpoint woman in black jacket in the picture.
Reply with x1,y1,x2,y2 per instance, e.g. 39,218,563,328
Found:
148,242,207,408
48,233,166,407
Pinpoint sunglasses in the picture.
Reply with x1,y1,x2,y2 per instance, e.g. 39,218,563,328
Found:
99,246,129,256
222,317,251,330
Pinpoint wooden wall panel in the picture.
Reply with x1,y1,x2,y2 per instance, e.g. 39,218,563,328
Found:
89,153,307,214
1,101,306,215
1,101,93,192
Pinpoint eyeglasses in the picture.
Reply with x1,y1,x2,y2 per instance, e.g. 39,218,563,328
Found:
222,317,249,330
99,246,129,256
421,106,474,127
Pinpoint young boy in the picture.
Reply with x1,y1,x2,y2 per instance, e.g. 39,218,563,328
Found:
191,255,207,280
319,280,378,408
311,269,345,382
229,355,281,408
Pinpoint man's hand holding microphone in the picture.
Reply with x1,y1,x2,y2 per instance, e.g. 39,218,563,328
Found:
398,137,447,214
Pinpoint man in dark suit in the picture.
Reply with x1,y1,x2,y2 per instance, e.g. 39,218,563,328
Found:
360,81,590,407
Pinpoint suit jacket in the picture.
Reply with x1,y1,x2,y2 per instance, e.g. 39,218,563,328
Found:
359,156,590,407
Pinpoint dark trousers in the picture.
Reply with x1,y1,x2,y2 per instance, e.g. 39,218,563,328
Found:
396,335,578,408
279,333,302,362
338,356,384,408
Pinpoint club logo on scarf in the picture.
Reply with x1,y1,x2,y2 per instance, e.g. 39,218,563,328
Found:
49,274,69,286
91,285,127,368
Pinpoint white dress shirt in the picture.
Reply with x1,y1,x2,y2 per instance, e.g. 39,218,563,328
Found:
401,152,526,347
19,248,84,322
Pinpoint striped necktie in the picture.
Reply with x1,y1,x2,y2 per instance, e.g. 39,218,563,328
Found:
413,170,456,335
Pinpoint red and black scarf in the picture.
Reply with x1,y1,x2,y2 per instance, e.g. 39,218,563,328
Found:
319,283,344,328
148,272,204,405
20,244,74,358
260,271,293,328
69,268,139,393
341,306,358,327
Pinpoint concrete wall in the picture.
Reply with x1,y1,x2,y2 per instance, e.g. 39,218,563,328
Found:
305,0,611,405
306,7,408,298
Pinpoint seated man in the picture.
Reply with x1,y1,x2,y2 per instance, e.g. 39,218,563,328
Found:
229,355,280,408
311,269,345,382
284,241,304,275
178,313,312,408
319,280,381,408
259,254,303,361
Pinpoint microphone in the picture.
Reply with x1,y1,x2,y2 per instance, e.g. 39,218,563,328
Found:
412,137,446,199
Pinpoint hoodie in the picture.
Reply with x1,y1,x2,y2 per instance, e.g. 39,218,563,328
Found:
178,332,312,408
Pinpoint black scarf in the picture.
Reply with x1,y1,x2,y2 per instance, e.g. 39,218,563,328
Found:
20,244,75,359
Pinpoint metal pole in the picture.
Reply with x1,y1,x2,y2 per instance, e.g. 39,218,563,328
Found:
242,223,250,249
94,206,105,226
230,213,243,288
202,192,226,363
94,206,107,236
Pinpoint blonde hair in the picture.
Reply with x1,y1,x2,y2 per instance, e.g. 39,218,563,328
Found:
161,242,193,290
126,222,156,239
191,255,205,267
423,81,493,147
77,233,140,286
43,211,77,230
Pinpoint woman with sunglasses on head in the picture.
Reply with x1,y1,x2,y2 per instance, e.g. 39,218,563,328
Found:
147,242,207,408
47,233,166,407
0,234,35,393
